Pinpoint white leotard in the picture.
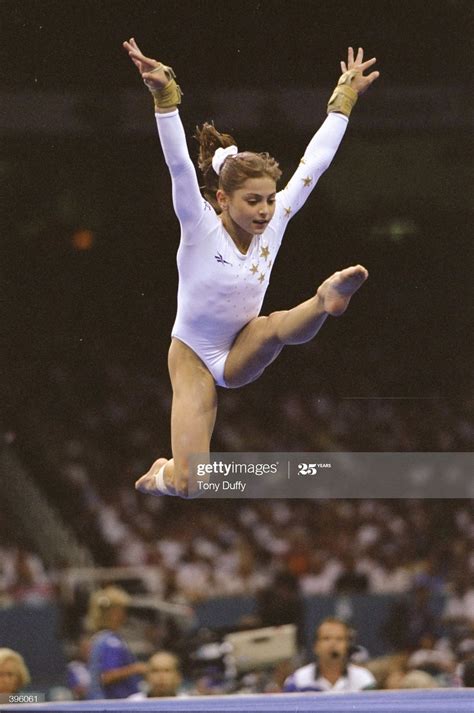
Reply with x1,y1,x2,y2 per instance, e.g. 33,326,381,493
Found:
156,109,348,386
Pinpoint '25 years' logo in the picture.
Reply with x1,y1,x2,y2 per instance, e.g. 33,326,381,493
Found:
298,463,318,475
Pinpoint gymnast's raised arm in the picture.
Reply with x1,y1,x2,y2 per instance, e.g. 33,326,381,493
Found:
123,38,209,231
278,47,379,220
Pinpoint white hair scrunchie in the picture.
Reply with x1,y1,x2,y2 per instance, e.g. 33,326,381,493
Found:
212,145,238,175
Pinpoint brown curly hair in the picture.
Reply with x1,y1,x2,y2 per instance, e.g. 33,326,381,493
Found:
195,122,282,213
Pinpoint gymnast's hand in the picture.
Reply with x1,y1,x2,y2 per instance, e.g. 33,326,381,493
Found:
122,38,169,88
340,46,380,94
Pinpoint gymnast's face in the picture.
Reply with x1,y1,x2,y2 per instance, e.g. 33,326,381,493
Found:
218,176,277,240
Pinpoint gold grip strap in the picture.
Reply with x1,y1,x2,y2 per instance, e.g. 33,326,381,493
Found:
327,69,358,118
144,63,183,109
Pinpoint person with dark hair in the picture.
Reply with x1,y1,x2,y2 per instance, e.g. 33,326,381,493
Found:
123,38,379,498
283,617,376,693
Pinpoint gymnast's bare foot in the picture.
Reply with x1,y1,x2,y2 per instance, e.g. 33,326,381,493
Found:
135,458,172,496
317,265,368,316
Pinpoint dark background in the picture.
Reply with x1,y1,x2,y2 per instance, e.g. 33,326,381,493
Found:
1,0,471,89
1,0,473,426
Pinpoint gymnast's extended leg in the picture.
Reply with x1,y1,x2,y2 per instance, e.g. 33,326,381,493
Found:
224,264,368,388
135,338,217,498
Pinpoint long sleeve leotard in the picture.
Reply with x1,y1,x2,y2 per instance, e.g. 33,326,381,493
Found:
155,108,348,384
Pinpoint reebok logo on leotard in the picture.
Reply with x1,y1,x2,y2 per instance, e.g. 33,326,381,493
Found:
215,252,232,266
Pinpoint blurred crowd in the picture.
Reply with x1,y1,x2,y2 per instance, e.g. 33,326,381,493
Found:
1,351,473,604
0,546,56,608
1,352,473,699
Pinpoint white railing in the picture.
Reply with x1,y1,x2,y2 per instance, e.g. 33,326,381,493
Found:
59,564,195,624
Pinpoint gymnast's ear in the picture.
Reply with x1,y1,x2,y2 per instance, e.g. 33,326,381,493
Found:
216,188,229,211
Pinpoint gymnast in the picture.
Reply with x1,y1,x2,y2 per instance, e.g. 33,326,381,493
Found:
122,39,379,498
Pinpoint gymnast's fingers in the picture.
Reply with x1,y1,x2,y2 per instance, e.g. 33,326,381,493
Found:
129,37,145,55
359,57,377,71
123,39,152,64
365,70,380,85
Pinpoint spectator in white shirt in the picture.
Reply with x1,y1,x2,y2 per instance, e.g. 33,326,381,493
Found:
283,617,376,693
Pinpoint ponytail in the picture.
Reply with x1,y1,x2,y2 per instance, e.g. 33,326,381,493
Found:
195,122,282,213
194,122,237,211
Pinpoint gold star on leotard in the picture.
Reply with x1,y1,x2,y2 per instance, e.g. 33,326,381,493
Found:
284,207,292,217
302,176,313,187
258,273,265,283
250,263,259,274
260,245,270,260
299,157,306,165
